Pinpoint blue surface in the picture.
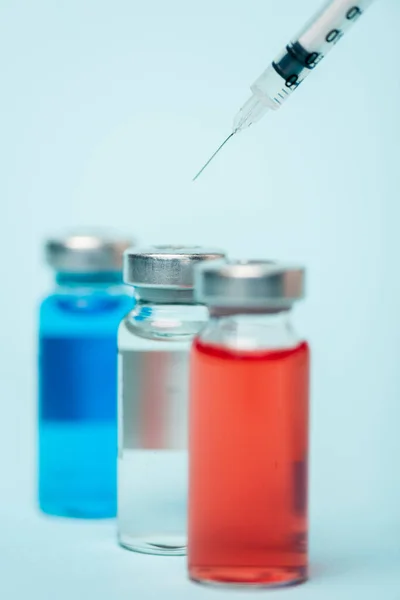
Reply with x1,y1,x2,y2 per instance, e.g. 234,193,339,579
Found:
0,0,399,596
38,286,133,518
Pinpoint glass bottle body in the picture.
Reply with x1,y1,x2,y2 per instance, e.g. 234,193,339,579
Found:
188,311,310,587
38,274,133,518
118,300,208,555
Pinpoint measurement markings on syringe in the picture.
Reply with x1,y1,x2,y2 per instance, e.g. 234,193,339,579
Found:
193,0,376,181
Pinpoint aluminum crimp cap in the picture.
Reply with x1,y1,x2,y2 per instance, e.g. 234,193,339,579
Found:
45,230,134,273
123,245,226,289
194,259,305,309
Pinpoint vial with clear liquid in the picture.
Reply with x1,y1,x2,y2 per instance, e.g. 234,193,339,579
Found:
38,231,134,518
188,260,310,587
118,245,225,555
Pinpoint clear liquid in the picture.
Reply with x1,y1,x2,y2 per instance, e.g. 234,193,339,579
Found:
117,307,205,555
118,449,187,555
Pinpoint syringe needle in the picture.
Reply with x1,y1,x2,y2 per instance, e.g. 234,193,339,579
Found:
192,131,236,182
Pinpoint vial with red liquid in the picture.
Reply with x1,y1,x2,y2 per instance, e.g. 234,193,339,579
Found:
188,260,309,588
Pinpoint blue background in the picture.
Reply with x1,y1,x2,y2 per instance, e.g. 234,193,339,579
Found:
0,0,399,597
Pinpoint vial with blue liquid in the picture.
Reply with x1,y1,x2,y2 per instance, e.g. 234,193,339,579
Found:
38,232,134,518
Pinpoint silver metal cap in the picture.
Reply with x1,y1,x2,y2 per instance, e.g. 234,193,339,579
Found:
124,245,226,303
194,259,305,310
45,230,134,273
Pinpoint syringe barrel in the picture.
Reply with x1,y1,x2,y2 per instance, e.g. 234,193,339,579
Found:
251,0,375,111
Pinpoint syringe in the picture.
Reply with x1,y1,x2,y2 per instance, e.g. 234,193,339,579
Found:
193,0,376,181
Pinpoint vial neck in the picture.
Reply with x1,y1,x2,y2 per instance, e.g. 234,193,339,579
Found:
134,299,206,320
135,288,195,305
55,272,124,292
126,300,208,341
52,273,130,313
56,271,123,286
202,309,299,351
209,307,289,318
210,310,292,332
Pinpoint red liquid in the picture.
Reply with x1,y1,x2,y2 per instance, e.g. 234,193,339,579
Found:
188,339,310,587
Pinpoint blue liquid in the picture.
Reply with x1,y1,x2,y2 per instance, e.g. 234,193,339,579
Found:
38,288,133,518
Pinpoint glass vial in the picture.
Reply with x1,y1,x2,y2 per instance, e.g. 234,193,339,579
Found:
188,260,309,587
38,231,134,518
118,245,225,555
